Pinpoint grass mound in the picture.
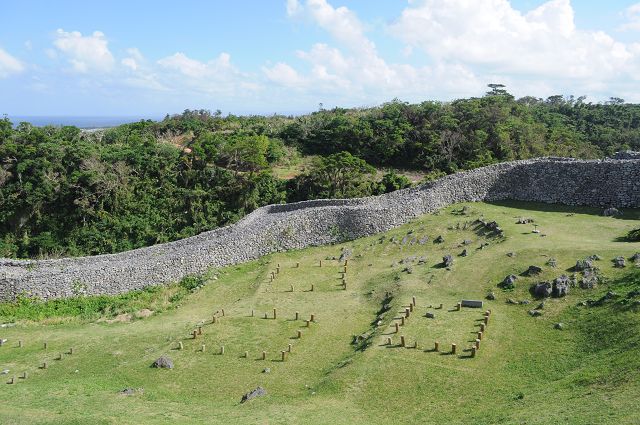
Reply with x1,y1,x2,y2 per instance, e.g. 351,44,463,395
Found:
0,201,639,424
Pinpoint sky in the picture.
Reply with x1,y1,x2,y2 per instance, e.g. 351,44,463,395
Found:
1,0,639,117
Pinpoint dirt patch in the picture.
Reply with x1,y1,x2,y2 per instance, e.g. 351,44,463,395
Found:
135,309,154,318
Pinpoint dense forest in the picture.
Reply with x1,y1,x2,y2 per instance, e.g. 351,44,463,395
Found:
2,87,640,259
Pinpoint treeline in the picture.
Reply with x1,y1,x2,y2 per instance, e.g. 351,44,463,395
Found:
2,87,639,258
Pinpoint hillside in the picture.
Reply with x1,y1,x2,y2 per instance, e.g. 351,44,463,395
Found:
0,200,639,424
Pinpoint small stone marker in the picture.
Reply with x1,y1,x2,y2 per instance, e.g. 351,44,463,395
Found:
310,314,315,322
400,335,406,347
261,351,266,360
305,320,310,327
386,337,392,345
281,351,286,361
58,353,63,360
439,303,443,309
405,308,410,318
18,340,22,348
395,323,399,333
319,260,322,267
311,284,314,292
409,304,414,312
412,296,416,306
201,344,206,353
477,331,483,340
288,344,292,353
212,316,217,324
221,309,225,317
21,372,27,380
290,284,294,292
461,300,483,308
8,376,14,385
471,346,477,357
251,310,254,317
69,347,74,355
178,341,183,350
480,323,486,332
345,259,349,266
264,312,268,319
273,308,277,319
192,331,197,339
244,350,249,358
44,342,47,350
434,341,439,352
295,311,299,320
400,317,405,326
451,343,457,354
220,346,225,355
484,316,489,325
456,302,462,311
42,362,47,369
297,330,302,339
296,262,300,268
198,326,203,335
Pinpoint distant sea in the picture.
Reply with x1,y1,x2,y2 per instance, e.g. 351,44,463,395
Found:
7,116,162,129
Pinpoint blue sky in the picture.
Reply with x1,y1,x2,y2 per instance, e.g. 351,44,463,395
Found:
1,0,639,116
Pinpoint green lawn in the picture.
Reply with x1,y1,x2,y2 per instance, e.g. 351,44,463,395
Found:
0,201,639,424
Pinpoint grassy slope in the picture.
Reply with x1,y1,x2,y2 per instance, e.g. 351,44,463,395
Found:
0,201,639,424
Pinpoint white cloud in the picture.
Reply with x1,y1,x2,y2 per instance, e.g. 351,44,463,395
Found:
388,0,633,80
621,3,640,31
53,29,115,73
0,47,24,78
157,52,259,96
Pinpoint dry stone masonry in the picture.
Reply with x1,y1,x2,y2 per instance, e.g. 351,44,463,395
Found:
2,156,640,301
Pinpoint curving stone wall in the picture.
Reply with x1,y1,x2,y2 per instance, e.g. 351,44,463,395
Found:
1,157,640,301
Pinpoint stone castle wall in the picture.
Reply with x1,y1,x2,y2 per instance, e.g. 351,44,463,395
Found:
1,157,639,300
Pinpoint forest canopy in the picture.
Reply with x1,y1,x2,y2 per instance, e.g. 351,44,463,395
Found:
2,88,639,259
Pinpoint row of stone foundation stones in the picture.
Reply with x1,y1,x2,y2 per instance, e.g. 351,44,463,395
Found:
494,252,640,303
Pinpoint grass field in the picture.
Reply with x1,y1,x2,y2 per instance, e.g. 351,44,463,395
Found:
0,201,639,424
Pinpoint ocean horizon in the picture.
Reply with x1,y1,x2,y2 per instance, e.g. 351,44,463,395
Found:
6,115,163,129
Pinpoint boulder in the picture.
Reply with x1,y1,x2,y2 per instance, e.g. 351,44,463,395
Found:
434,235,444,244
241,386,267,403
533,282,553,298
575,259,593,271
152,356,173,369
580,270,598,289
501,274,517,289
460,249,467,257
528,310,543,317
442,255,453,267
603,207,622,217
554,323,564,330
630,253,640,263
425,312,435,319
552,275,570,297
613,256,626,268
546,258,557,268
486,292,496,300
523,265,543,276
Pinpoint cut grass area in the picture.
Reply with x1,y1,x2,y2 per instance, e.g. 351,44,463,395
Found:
0,201,639,424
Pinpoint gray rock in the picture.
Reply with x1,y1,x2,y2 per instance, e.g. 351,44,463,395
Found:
520,299,530,305
581,269,598,289
501,274,517,289
442,255,453,267
630,253,640,262
546,258,557,268
528,310,543,317
463,239,472,245
338,249,352,261
575,259,593,271
486,292,496,300
262,368,271,374
554,323,564,330
425,312,435,319
434,235,444,244
152,356,173,369
506,252,516,257
506,298,518,305
603,207,622,217
524,265,543,276
460,249,467,257
552,275,570,297
613,256,626,268
241,386,267,403
533,282,553,298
